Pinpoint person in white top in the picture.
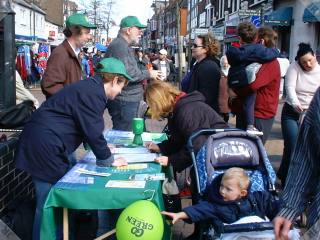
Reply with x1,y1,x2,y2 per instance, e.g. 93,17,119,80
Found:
152,49,176,81
278,43,320,187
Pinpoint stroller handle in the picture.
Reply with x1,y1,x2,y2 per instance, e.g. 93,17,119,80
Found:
187,128,239,150
221,221,274,233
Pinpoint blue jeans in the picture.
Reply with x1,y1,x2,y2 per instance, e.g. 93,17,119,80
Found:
32,177,53,240
244,92,256,126
106,99,140,131
97,209,122,240
278,103,300,185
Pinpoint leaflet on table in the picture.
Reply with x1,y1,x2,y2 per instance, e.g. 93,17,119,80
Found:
114,153,157,163
58,165,94,185
105,180,146,188
112,147,150,154
104,130,163,144
75,168,111,177
129,173,165,181
115,164,148,170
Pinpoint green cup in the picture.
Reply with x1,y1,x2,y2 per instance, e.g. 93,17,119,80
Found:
132,118,144,145
132,118,144,135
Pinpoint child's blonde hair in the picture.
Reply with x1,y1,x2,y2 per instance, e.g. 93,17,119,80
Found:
222,167,250,190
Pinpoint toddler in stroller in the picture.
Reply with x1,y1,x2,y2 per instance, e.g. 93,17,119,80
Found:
164,129,300,239
162,167,281,237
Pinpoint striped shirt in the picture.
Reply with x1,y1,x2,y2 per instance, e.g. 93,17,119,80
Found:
278,87,320,228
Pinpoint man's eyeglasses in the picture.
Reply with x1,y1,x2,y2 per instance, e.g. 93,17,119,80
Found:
192,43,204,48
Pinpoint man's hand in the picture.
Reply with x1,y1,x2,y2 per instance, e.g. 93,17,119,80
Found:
154,156,168,166
112,157,128,167
273,216,292,240
107,144,116,153
149,69,163,80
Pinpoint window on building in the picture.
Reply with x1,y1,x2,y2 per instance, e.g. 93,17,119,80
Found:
20,9,25,19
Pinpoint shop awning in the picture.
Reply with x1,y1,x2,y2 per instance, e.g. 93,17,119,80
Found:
264,7,293,26
303,2,320,22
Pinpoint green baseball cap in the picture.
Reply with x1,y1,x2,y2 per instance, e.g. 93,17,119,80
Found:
96,58,132,81
120,16,147,29
66,13,97,29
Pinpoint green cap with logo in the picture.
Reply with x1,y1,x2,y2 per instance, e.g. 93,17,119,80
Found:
96,58,132,81
120,16,147,29
66,13,97,29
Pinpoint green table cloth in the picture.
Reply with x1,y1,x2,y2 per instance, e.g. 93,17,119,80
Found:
41,130,170,240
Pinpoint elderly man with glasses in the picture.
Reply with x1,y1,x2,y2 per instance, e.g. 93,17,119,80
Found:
105,16,162,131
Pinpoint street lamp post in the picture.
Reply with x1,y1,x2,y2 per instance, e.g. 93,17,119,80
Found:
0,0,16,110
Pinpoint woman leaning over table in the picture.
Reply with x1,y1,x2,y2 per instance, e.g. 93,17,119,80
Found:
277,43,320,187
146,81,228,238
146,81,228,188
14,58,130,240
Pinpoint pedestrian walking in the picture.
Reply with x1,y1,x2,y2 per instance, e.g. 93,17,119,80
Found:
105,15,162,131
278,43,320,186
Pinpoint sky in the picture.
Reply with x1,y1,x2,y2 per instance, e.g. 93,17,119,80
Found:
75,0,154,38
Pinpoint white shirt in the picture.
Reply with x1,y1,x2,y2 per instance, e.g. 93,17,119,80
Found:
67,40,80,57
285,61,320,109
160,60,167,80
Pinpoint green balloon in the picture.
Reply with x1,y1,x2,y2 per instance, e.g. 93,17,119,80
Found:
116,200,164,240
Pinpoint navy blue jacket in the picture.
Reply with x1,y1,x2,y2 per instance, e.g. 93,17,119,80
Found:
183,174,281,227
186,57,221,112
226,44,279,88
15,75,112,183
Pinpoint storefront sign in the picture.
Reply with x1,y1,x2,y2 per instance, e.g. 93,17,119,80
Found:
212,26,224,41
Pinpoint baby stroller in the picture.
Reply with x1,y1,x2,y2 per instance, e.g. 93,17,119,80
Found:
187,128,277,240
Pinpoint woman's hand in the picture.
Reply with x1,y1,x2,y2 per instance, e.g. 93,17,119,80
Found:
293,104,303,113
154,156,168,166
112,157,128,167
146,142,161,153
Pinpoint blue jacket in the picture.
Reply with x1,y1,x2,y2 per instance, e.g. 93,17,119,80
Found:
183,174,281,227
226,44,279,88
15,75,113,183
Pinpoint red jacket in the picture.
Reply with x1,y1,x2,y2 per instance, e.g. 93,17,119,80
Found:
233,59,281,119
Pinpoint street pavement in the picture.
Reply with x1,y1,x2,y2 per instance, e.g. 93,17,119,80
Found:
30,88,284,239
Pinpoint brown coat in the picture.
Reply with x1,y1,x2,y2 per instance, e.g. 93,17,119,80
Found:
41,40,82,98
218,74,231,114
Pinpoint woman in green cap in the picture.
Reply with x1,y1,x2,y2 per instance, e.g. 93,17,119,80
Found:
15,57,132,240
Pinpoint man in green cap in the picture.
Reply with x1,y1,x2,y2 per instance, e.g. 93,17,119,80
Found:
41,13,96,98
105,15,162,131
15,58,131,240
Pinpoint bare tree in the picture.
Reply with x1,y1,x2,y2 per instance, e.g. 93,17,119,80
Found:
78,0,116,43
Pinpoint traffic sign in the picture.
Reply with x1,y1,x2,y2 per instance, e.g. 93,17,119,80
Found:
251,15,261,27
238,9,261,17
